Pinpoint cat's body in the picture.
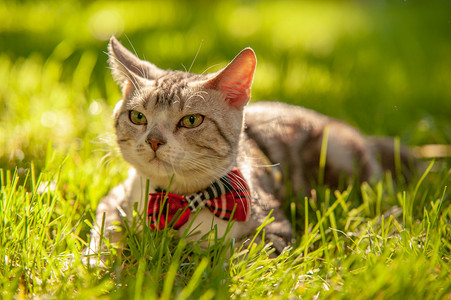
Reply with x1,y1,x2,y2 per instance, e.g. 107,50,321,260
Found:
85,37,413,264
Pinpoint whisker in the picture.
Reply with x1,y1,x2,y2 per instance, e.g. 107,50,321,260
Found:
108,65,146,100
201,63,221,75
185,90,208,107
188,39,204,73
124,35,151,80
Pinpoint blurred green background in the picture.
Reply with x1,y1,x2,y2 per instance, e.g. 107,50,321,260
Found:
1,0,451,173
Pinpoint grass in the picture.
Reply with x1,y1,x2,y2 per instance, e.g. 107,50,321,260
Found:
1,0,450,298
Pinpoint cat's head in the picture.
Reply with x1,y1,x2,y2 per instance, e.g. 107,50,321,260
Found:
108,36,256,194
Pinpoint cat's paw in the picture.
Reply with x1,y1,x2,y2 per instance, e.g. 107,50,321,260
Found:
264,233,291,257
82,235,108,268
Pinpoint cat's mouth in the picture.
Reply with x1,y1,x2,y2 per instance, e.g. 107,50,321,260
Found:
148,156,175,171
149,155,165,165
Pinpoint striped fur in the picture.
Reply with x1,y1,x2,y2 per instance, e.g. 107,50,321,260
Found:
85,37,415,265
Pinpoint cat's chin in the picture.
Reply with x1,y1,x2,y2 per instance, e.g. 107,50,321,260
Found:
133,162,228,195
139,173,215,195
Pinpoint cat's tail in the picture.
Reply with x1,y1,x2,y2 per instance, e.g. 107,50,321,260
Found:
367,136,417,183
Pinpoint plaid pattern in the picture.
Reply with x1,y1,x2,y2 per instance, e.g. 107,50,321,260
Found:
147,168,251,230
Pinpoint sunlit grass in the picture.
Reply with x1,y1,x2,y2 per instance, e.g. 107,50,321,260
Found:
0,0,450,298
1,158,449,298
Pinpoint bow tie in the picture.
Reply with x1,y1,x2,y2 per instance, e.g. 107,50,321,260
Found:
147,169,251,230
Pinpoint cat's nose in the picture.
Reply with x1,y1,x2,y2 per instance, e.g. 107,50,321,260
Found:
146,139,166,151
146,128,167,151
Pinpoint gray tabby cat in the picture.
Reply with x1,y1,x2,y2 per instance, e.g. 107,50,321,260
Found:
86,36,413,264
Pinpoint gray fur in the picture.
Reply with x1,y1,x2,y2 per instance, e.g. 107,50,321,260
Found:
85,37,414,265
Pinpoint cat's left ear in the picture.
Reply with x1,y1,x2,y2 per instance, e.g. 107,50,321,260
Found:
108,36,165,98
205,48,256,109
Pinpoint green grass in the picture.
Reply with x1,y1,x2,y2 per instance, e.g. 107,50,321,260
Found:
1,0,450,298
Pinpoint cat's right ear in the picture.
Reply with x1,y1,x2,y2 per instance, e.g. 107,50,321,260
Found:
108,36,165,97
204,47,256,109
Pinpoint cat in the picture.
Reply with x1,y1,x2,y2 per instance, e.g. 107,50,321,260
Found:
85,36,414,265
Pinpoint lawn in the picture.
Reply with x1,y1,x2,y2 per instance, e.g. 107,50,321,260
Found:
1,0,450,298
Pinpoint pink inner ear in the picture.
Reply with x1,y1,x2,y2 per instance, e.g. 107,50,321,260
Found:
206,48,256,109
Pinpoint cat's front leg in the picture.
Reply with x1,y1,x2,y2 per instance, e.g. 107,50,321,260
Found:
250,203,293,255
84,182,129,267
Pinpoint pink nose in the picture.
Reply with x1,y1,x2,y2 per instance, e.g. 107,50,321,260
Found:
148,139,164,151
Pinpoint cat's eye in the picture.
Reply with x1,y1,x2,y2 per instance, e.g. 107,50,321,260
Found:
179,114,204,128
129,110,147,125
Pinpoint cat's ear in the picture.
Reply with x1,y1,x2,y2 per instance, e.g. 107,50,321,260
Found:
204,48,256,109
108,36,165,97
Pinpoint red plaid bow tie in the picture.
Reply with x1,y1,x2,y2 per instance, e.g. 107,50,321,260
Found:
147,169,251,230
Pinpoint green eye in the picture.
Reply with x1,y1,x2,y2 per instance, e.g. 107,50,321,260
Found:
180,114,204,128
129,110,147,125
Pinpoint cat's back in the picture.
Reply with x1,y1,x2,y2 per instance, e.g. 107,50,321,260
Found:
244,101,381,195
244,101,338,153
245,101,329,135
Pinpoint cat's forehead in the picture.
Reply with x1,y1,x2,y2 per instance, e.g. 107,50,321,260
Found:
153,70,200,88
131,70,209,110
